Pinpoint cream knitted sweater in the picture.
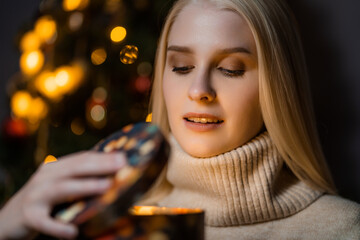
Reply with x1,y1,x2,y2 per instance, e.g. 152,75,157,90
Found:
158,132,360,239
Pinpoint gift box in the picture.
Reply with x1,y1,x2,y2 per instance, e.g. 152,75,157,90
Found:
52,122,205,240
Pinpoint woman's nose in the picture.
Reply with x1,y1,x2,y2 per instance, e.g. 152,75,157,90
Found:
187,72,216,102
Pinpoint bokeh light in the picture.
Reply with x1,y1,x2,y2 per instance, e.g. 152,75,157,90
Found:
27,97,48,123
90,105,106,122
44,155,57,164
35,71,61,100
20,50,45,75
146,113,152,122
120,45,138,64
20,31,41,52
56,64,85,94
110,26,127,43
91,48,107,65
86,97,107,129
68,12,84,31
35,64,84,101
11,91,48,123
92,87,107,103
63,0,89,12
34,16,57,42
11,91,32,118
55,69,70,87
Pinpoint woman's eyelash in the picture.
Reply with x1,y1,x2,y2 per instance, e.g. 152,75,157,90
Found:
171,66,244,77
218,67,245,77
172,66,194,74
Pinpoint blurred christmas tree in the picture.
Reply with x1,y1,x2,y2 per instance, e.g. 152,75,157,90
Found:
0,0,174,205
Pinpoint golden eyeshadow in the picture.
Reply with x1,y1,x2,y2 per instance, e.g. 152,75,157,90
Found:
166,53,193,65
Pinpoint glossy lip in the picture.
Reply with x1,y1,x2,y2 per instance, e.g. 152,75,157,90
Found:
183,112,224,132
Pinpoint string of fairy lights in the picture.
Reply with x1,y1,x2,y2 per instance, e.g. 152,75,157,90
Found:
5,0,158,164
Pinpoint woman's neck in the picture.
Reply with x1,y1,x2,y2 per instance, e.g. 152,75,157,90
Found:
158,132,323,226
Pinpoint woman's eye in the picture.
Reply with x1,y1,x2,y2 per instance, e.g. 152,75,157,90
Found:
172,66,194,74
217,67,245,77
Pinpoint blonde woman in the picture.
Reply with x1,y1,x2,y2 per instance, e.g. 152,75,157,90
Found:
143,0,359,239
0,0,359,239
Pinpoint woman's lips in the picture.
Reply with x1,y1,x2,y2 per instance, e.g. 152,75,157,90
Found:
183,113,224,132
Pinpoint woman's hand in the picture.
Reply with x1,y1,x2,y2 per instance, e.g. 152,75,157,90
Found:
0,151,126,240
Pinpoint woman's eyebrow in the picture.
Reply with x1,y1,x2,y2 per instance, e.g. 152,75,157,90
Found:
217,47,252,55
167,45,252,55
167,45,193,53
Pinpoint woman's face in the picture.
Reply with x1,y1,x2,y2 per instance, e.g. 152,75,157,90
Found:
163,3,263,157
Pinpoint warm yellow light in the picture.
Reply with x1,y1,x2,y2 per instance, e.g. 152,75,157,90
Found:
34,63,84,102
63,0,89,11
26,52,41,67
35,71,62,100
20,31,41,52
63,0,82,11
110,26,126,43
55,69,70,87
11,91,47,122
44,76,57,92
20,50,44,75
28,97,48,123
55,64,84,94
34,16,57,42
91,48,107,65
70,63,85,81
44,155,57,164
35,64,84,101
90,105,106,122
130,206,203,215
146,113,152,122
120,45,138,64
11,91,32,118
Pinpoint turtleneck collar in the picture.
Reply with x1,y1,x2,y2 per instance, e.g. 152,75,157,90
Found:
158,132,323,226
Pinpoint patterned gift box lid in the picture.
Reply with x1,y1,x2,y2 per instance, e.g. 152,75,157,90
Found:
53,122,170,238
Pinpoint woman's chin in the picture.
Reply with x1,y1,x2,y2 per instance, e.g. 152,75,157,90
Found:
182,144,227,158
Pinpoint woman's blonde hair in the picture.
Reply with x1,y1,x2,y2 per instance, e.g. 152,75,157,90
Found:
144,0,336,203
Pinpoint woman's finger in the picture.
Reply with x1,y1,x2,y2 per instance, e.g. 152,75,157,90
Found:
28,212,78,239
45,178,113,204
43,151,126,179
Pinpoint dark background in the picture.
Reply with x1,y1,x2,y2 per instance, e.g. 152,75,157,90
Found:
0,0,359,203
288,0,360,202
